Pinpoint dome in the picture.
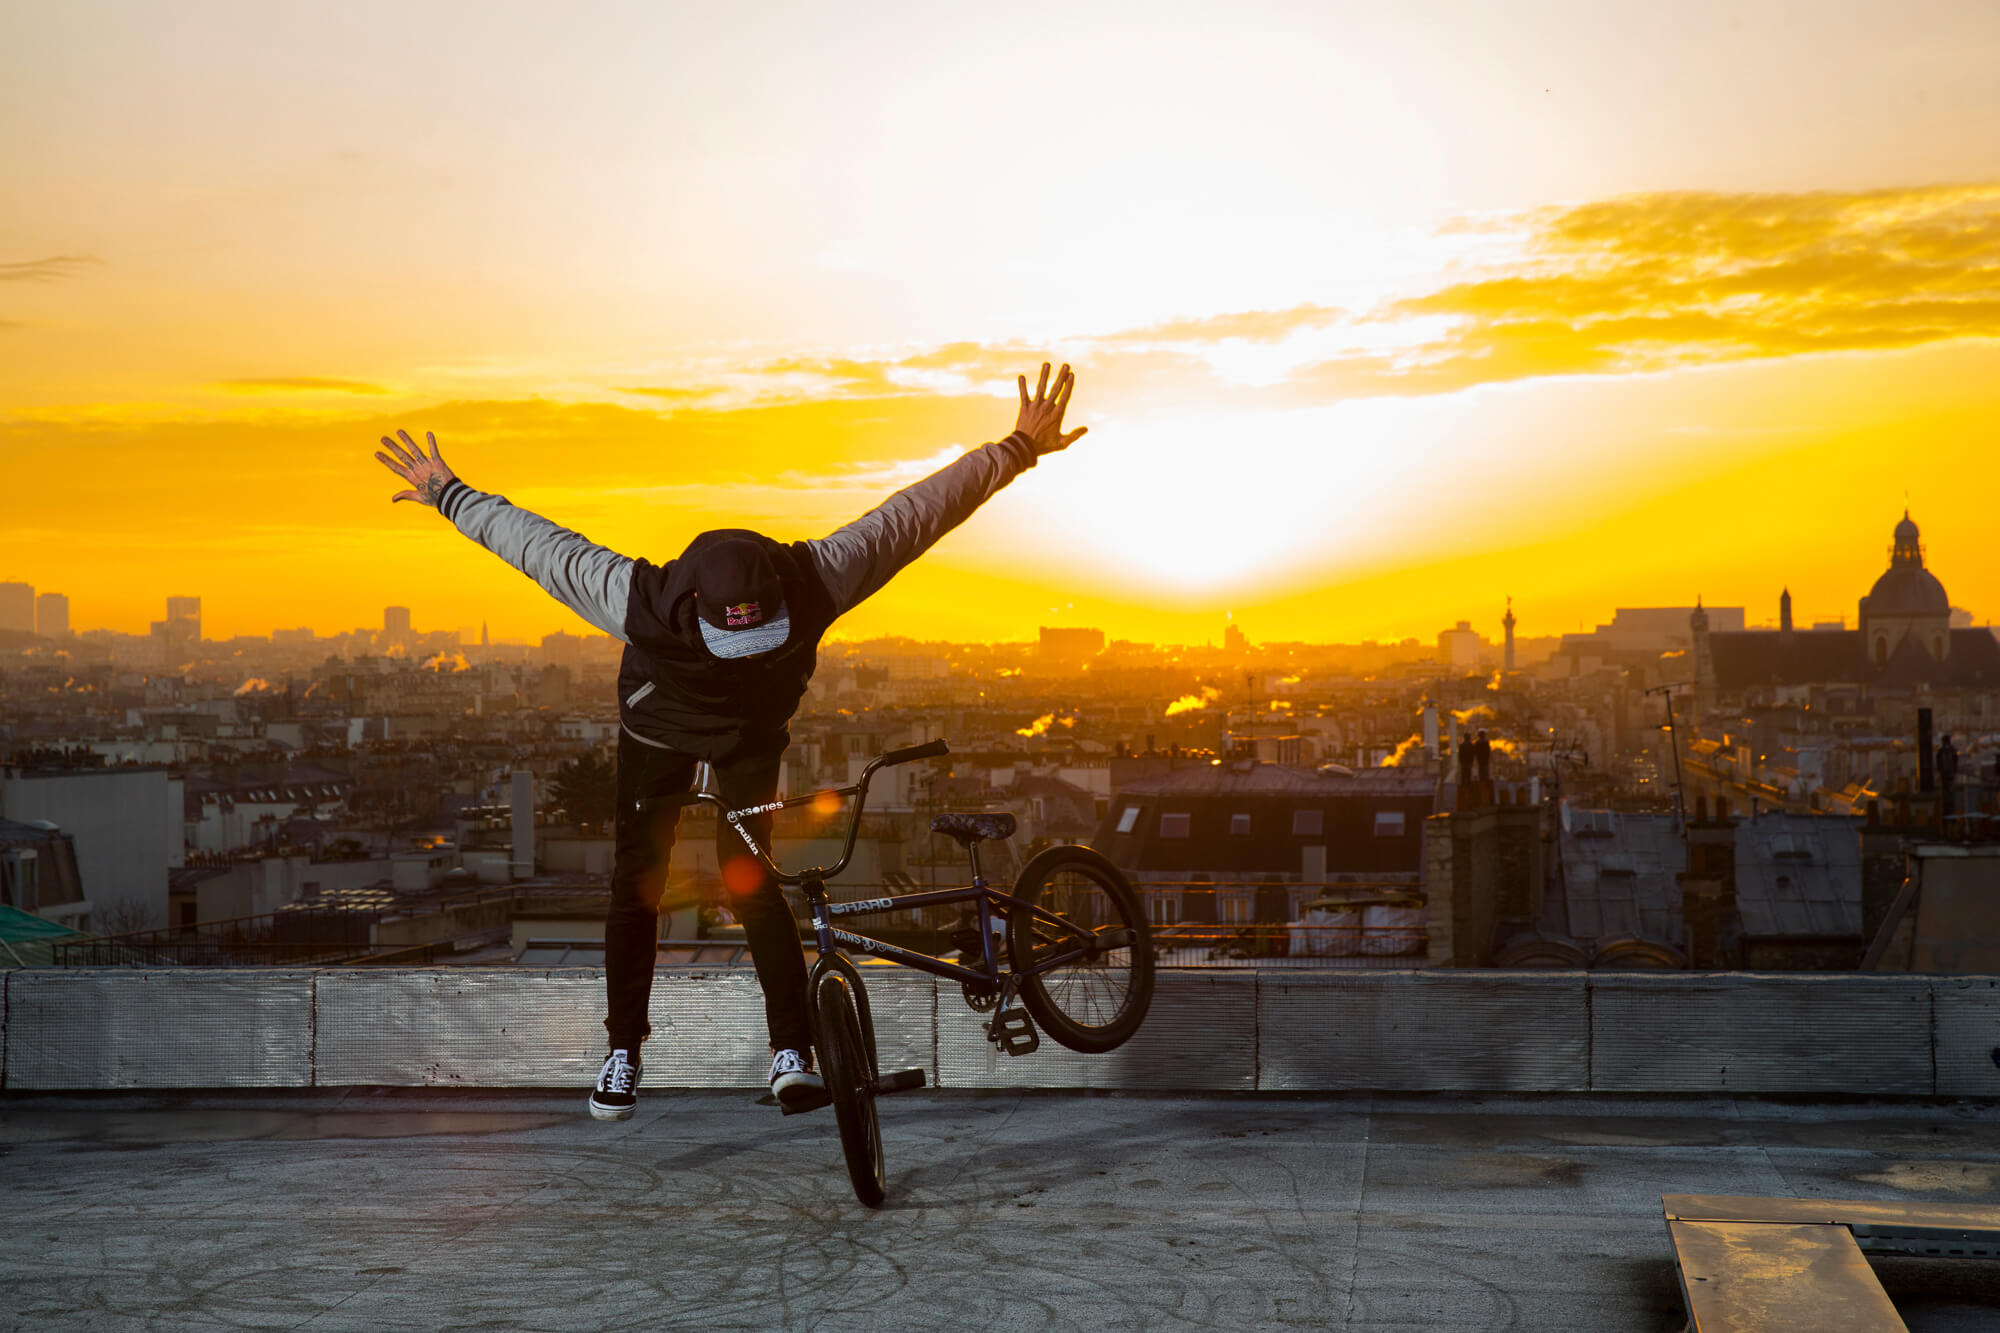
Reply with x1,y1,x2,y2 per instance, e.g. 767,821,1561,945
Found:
1865,564,1949,616
1866,510,1948,615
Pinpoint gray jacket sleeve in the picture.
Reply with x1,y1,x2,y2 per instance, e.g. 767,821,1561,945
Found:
805,432,1038,616
434,480,633,641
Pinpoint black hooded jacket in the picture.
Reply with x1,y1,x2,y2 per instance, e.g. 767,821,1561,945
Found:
617,530,837,762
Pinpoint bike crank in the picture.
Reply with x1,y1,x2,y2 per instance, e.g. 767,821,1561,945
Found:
980,976,1040,1056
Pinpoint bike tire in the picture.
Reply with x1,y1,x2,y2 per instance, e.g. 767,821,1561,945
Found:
815,970,885,1208
1007,845,1155,1054
819,951,879,1079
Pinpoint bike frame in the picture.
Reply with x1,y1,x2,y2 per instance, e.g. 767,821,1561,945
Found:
661,744,1109,994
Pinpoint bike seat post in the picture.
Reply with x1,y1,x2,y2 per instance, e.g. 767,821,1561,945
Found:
965,840,985,889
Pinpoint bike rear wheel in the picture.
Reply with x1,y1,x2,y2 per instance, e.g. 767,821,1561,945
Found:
1007,845,1155,1054
815,969,885,1208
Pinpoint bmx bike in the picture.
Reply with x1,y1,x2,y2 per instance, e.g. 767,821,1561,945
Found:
674,738,1154,1207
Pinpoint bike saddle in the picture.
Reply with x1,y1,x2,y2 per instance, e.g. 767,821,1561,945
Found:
929,811,1016,845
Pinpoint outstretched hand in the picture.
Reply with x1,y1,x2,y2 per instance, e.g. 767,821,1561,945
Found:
374,429,458,507
1014,362,1087,457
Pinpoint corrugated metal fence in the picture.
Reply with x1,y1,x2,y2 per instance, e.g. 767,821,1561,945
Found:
2,967,1995,1096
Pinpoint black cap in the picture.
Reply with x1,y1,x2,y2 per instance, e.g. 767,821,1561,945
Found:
684,532,790,658
689,534,780,630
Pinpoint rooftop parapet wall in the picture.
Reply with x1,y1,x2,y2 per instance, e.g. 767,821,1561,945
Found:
2,968,1996,1096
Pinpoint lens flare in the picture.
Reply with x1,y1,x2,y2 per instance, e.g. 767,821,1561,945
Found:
722,856,766,896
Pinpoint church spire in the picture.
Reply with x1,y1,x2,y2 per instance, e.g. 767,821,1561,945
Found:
1891,511,1924,568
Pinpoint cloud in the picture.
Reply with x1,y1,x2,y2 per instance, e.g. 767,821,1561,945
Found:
1345,183,2000,392
1096,305,1345,346
16,183,2000,435
0,255,99,283
753,356,904,395
218,377,390,394
660,183,2000,411
898,340,1022,372
611,384,715,401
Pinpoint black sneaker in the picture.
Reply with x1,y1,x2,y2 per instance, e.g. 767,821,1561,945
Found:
590,1048,641,1121
769,1048,824,1110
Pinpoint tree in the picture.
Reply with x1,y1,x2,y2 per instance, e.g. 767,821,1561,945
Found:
551,750,617,834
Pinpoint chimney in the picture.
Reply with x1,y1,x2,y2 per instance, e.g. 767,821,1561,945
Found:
1917,707,1935,794
1682,797,1742,968
510,770,535,881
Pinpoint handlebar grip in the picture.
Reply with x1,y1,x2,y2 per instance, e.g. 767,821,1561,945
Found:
881,738,949,766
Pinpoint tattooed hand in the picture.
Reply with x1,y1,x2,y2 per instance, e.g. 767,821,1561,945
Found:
374,429,459,507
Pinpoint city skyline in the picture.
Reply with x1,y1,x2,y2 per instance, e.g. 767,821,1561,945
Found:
5,4,1999,642
3,502,1987,649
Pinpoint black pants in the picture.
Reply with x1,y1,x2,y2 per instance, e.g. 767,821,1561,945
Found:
605,728,810,1056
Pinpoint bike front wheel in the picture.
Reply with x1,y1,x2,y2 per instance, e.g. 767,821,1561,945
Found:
1007,845,1155,1054
815,969,885,1208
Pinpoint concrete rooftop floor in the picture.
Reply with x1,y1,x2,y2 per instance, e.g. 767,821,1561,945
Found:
4,1089,2000,1331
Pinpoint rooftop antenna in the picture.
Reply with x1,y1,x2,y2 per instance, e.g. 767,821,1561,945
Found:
1644,681,1692,828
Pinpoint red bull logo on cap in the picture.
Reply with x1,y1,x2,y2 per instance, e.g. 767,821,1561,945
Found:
724,601,764,627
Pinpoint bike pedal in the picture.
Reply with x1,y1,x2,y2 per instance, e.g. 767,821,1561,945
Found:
984,1006,1040,1057
874,1067,927,1095
777,1086,833,1116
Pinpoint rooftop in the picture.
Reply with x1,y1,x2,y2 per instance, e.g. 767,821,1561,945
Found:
0,906,84,968
1114,761,1436,798
1553,808,1868,949
4,1088,1996,1330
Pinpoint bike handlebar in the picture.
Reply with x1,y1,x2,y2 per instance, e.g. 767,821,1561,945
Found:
660,738,949,887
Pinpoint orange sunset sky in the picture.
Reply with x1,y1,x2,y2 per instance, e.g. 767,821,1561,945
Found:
4,2,1998,646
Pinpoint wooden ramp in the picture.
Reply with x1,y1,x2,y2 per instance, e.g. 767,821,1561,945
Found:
1662,1195,2000,1332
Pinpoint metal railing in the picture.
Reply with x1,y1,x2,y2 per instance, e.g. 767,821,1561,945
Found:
47,879,1430,969
1130,880,1428,968
1150,923,1428,969
51,905,438,968
52,930,436,968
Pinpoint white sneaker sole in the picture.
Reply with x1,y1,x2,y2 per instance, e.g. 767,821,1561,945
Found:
772,1071,825,1107
588,1094,636,1121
